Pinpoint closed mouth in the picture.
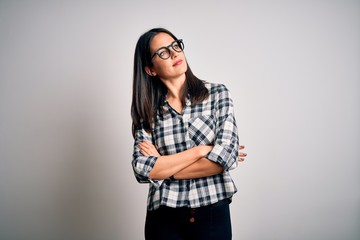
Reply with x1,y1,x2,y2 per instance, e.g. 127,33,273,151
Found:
173,60,183,66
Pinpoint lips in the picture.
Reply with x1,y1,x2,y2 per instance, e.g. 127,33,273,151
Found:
173,59,183,66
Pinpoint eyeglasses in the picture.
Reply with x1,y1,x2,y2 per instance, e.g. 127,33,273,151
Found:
151,39,184,60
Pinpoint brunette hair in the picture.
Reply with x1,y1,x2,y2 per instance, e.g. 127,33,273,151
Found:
131,28,209,137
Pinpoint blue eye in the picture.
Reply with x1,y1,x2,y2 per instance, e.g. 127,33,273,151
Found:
173,43,180,50
159,49,169,58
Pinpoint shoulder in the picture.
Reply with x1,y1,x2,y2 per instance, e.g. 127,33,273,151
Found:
203,81,230,95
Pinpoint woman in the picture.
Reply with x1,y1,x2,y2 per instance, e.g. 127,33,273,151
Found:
131,28,246,240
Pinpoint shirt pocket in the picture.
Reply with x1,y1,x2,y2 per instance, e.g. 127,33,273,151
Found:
188,115,216,145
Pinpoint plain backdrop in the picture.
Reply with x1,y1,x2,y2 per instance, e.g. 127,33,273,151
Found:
0,1,359,240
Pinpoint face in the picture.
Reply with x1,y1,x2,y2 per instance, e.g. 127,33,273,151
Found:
146,32,187,81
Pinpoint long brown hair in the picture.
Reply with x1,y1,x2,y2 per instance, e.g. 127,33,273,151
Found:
131,28,209,137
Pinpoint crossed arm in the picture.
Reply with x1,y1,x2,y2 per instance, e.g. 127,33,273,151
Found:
139,141,246,180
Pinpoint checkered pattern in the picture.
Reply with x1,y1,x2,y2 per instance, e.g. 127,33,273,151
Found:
132,82,239,211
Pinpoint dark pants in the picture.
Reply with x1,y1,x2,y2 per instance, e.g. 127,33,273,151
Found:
145,199,232,240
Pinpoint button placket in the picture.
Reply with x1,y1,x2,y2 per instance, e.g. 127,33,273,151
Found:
182,109,191,149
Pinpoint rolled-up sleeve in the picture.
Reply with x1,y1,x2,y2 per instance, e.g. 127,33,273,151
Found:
206,84,239,171
131,126,163,188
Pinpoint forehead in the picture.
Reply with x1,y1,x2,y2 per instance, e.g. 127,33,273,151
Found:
150,33,175,52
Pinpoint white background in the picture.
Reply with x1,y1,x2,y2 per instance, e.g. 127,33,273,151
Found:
0,1,359,239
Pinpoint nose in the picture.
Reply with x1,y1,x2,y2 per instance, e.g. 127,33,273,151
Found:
170,48,179,59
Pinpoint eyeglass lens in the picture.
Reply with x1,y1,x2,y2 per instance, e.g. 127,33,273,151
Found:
153,40,184,60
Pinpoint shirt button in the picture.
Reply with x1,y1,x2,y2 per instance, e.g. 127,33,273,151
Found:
189,217,195,223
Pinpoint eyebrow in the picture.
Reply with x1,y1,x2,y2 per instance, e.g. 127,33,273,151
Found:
151,40,177,58
155,40,176,51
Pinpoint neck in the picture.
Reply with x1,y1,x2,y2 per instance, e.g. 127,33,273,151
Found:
161,74,186,100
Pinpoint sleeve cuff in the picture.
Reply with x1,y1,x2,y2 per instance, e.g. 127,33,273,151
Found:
206,144,238,171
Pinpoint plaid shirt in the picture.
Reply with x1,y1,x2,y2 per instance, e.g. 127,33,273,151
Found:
132,82,239,211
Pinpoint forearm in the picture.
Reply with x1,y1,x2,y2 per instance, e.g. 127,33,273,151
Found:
173,157,224,180
149,146,211,180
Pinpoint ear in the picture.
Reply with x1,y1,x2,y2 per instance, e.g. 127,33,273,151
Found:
144,66,157,77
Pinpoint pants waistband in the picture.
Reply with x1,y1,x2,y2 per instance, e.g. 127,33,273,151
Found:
158,198,230,211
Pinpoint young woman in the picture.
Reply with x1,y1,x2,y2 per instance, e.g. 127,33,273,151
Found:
131,28,246,240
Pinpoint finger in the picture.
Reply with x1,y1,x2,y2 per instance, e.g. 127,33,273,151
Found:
145,143,160,154
140,141,152,147
239,145,245,150
140,148,151,156
239,152,247,157
148,144,157,152
143,141,158,151
139,145,151,155
238,158,244,162
142,147,156,156
139,144,160,157
139,141,154,150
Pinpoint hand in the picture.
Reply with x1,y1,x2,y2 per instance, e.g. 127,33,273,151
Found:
238,145,247,162
139,141,160,157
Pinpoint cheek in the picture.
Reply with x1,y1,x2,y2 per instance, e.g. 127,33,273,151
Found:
153,62,172,74
182,62,188,72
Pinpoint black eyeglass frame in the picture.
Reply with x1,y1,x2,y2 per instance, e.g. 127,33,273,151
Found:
151,39,184,60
